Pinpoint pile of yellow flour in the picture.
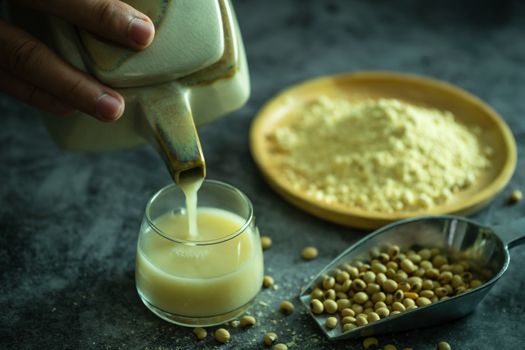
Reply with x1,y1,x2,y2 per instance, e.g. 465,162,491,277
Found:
271,97,491,212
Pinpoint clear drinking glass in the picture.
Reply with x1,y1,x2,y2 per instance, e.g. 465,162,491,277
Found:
135,180,264,326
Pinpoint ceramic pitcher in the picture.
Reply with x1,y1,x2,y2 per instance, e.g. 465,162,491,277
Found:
8,0,250,181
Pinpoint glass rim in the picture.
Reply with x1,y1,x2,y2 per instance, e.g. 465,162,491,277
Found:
144,179,255,246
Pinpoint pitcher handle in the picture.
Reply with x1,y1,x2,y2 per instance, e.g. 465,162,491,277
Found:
139,82,205,183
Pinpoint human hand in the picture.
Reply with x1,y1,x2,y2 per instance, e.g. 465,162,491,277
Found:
0,0,155,121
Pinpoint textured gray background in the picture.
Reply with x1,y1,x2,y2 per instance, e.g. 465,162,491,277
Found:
1,0,525,349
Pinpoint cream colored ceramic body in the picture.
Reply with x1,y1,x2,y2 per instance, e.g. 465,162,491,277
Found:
10,0,250,152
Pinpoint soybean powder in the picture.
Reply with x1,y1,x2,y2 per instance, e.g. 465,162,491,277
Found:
271,97,491,212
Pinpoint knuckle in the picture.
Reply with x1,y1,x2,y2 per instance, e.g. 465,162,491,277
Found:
93,1,118,28
66,78,84,99
8,39,43,72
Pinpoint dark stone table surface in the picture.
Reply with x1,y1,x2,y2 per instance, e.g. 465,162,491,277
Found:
1,0,524,349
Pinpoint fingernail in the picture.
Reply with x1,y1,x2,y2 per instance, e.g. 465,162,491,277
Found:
128,17,155,47
96,93,124,121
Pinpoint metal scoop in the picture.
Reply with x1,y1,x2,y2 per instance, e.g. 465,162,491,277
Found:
299,215,525,340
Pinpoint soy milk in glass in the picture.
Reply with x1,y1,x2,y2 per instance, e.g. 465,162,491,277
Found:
135,180,264,326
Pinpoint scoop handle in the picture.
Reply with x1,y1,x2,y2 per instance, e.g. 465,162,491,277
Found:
492,217,525,249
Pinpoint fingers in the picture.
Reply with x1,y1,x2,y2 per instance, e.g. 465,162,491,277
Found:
19,0,155,49
0,68,73,116
0,20,125,121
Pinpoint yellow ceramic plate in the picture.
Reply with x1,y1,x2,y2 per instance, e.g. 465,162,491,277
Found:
250,72,517,229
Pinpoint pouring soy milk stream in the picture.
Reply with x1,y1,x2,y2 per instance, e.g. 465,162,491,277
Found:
9,0,263,326
178,174,204,238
